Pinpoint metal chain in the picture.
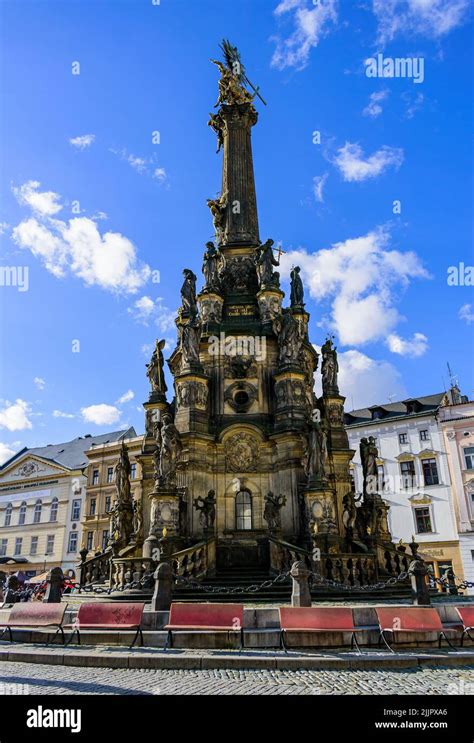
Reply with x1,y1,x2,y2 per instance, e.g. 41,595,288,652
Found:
431,576,474,591
308,570,410,592
174,571,291,594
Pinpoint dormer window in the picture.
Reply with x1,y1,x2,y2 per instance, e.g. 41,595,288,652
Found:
399,433,408,445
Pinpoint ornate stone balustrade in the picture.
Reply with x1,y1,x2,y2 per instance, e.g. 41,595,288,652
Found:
171,537,216,580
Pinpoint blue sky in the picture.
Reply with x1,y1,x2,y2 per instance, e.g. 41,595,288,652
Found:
0,0,472,462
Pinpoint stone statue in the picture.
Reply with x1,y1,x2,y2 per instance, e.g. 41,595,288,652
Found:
290,266,304,308
193,490,216,530
159,414,182,484
109,441,134,549
321,337,339,394
146,339,168,395
208,111,224,152
181,317,201,368
180,269,198,318
254,239,280,288
274,309,303,367
360,436,378,495
132,498,143,540
207,191,227,242
263,492,286,530
211,58,254,108
304,421,328,483
202,241,225,292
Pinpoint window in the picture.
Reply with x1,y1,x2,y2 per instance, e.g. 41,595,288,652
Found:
130,463,137,479
400,460,416,489
14,537,23,556
399,433,408,445
414,507,433,534
422,458,439,486
107,467,114,484
105,496,111,513
4,503,12,527
45,535,55,555
33,499,42,524
68,531,78,553
71,499,81,521
0,539,7,557
86,531,94,551
235,490,252,530
349,472,356,494
420,430,429,441
89,498,96,516
471,550,474,562
377,464,385,491
464,447,474,470
102,530,109,551
30,536,38,555
50,497,58,522
92,469,99,485
18,501,27,525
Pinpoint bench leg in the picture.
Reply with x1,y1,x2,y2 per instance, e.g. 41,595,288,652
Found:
280,630,288,654
239,626,244,652
461,628,473,648
164,629,172,651
0,626,12,643
65,628,80,647
351,632,362,655
379,630,395,654
130,627,142,649
439,631,457,652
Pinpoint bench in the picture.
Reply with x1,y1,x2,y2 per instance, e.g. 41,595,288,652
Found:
0,602,67,645
279,607,367,653
456,606,474,647
64,602,145,648
164,603,244,650
376,607,456,652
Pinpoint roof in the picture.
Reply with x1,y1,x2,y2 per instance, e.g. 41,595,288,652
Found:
344,393,446,427
0,427,137,473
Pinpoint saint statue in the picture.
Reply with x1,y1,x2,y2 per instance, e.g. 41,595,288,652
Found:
109,441,134,549
321,337,339,394
304,421,328,483
132,498,143,540
208,111,224,152
274,308,303,367
290,266,305,308
211,58,255,108
360,436,379,496
146,339,168,395
263,492,286,530
180,269,198,318
159,414,182,484
254,239,280,288
207,191,228,243
202,241,225,293
193,490,216,530
181,317,201,368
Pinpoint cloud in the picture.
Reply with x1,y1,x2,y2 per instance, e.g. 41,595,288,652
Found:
362,89,389,118
372,0,471,43
81,404,121,426
153,167,167,183
271,0,338,71
333,142,404,182
69,134,95,149
459,303,474,324
115,390,134,404
12,180,62,216
0,399,33,431
12,182,151,294
280,227,430,346
33,377,45,390
386,332,429,357
0,442,16,465
52,410,76,419
128,296,176,332
402,91,424,119
110,148,168,184
312,173,328,203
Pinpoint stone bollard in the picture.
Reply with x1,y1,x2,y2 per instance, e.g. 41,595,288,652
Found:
43,567,64,603
151,562,173,611
290,560,312,607
408,559,431,606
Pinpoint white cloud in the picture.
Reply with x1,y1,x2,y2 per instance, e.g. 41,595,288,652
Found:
69,134,95,149
52,410,76,419
153,167,167,182
386,332,429,357
372,0,471,43
115,390,134,404
312,173,328,203
338,349,406,409
363,89,389,118
271,0,338,71
128,296,176,332
0,399,33,431
0,442,16,465
81,404,121,426
33,377,45,390
110,148,167,183
402,91,425,119
280,227,430,346
459,303,474,324
12,182,151,294
333,142,404,182
12,180,62,216
0,221,10,234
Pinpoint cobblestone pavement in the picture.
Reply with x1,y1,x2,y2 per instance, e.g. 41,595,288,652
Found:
0,661,473,695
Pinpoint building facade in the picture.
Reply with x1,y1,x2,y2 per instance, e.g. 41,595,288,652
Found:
345,391,469,587
0,430,133,578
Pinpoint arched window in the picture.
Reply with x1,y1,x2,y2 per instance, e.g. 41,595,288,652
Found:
50,497,58,522
235,490,252,530
4,503,13,527
18,501,27,525
33,499,42,524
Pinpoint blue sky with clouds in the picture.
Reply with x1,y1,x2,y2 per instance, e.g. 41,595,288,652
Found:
0,0,472,462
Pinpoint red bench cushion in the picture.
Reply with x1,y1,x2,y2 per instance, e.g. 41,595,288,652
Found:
456,606,474,629
376,607,443,633
1,602,66,628
75,603,144,628
280,607,355,632
167,603,244,630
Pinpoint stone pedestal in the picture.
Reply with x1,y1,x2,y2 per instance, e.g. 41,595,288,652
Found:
149,488,182,538
175,371,209,433
304,486,340,553
274,369,307,430
257,287,284,325
290,560,312,607
198,291,224,325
